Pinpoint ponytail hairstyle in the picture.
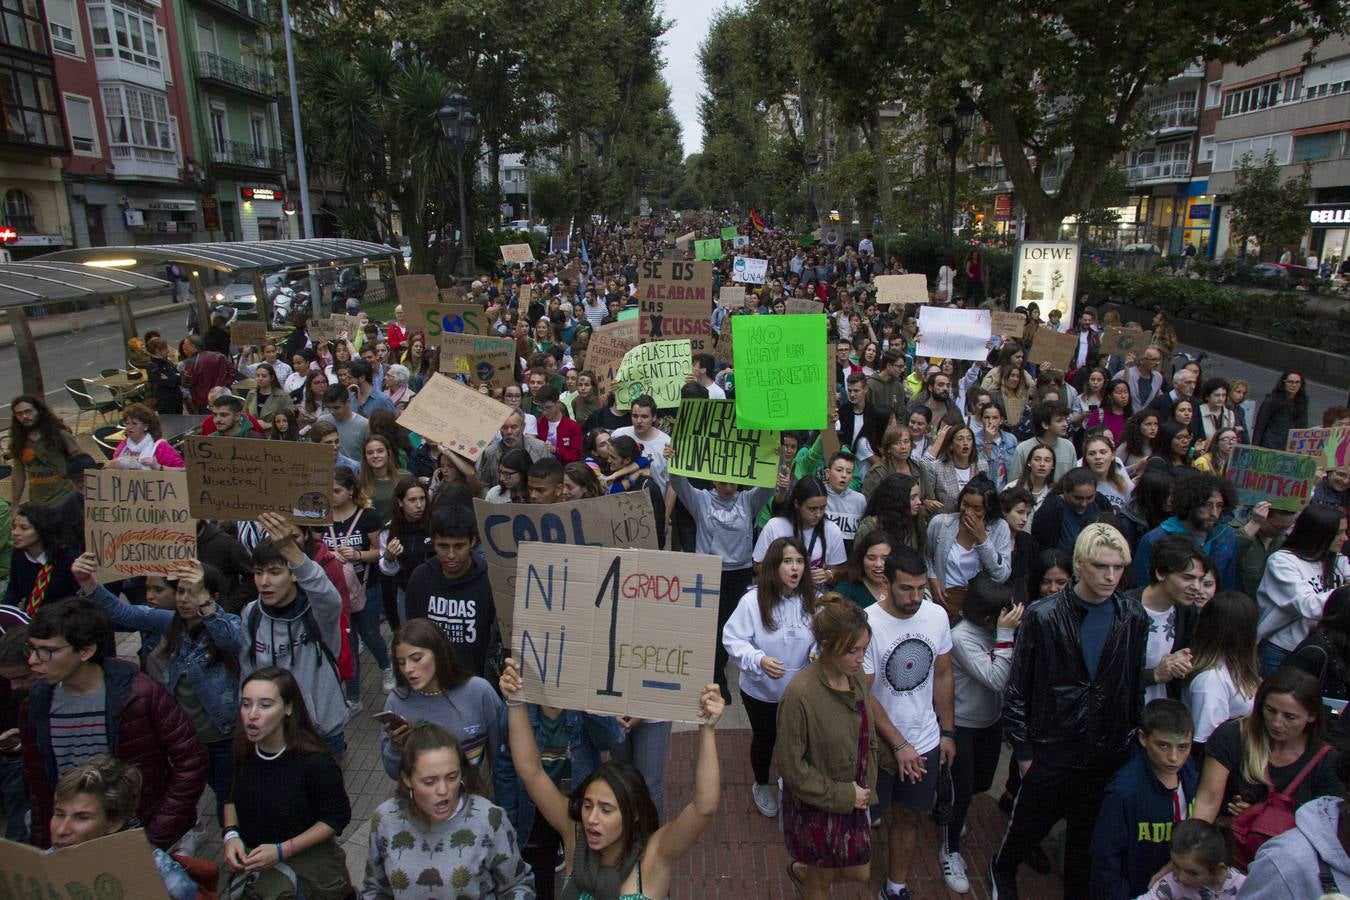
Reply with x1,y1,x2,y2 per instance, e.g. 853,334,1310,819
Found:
810,592,871,660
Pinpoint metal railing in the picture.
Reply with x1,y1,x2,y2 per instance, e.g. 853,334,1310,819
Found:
1126,159,1193,182
1145,108,1199,130
192,0,267,23
194,51,275,96
210,138,284,170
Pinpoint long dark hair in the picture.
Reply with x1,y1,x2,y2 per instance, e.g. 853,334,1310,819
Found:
1240,667,1326,784
9,395,71,463
845,529,894,585
390,618,471,694
1316,586,1350,680
1282,504,1347,587
15,503,74,557
567,760,658,862
1264,370,1308,418
784,475,828,538
233,667,331,763
1186,591,1260,700
1030,547,1074,599
1122,410,1159,458
1131,468,1173,530
757,536,816,630
388,476,427,537
864,474,924,552
157,562,239,678
1155,420,1192,465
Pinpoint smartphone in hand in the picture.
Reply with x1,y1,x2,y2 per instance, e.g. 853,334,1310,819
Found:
373,711,409,730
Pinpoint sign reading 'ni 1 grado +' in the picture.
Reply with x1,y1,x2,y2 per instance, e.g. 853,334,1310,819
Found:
512,542,721,723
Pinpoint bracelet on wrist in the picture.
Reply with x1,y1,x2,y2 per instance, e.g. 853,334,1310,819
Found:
223,829,241,844
940,728,957,740
892,740,909,754
276,842,284,861
505,698,526,708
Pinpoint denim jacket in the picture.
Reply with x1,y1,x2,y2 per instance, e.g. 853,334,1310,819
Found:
494,705,625,844
87,584,243,735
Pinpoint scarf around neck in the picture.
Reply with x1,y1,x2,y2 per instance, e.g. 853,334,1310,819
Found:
562,826,643,900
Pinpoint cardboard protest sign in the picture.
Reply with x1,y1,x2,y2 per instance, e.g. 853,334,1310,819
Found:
875,273,929,304
397,373,513,460
991,311,1027,340
713,324,734,367
395,273,439,304
785,297,821,315
474,492,659,638
1101,326,1153,356
512,542,720,722
183,436,335,524
500,243,535,265
732,256,768,284
916,307,992,362
732,235,750,249
1013,240,1080,324
1026,325,1077,371
1228,445,1320,512
721,225,738,241
615,340,691,408
670,398,780,487
408,301,489,339
637,258,713,354
625,238,644,257
694,238,722,261
84,469,195,581
675,230,696,248
439,284,467,301
0,829,171,899
440,333,516,388
586,320,640,394
309,315,362,343
732,314,828,429
229,320,267,349
1285,427,1330,456
718,285,746,310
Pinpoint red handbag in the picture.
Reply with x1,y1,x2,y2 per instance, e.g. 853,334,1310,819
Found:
1231,743,1332,869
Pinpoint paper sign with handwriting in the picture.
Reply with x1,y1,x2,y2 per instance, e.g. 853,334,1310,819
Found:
85,469,195,581
721,225,737,241
408,302,489,339
183,436,335,524
675,230,696,247
1026,326,1077,371
1101,326,1153,356
398,373,513,460
310,315,362,343
616,340,691,408
229,321,267,349
718,285,746,310
500,243,535,264
513,542,720,722
916,307,992,362
670,398,779,487
785,297,821,315
732,256,768,284
1228,445,1320,512
875,273,929,304
1285,427,1331,456
732,314,828,429
474,492,658,639
637,258,713,354
440,333,516,388
586,320,639,395
0,829,171,900
1322,427,1350,470
991,311,1027,340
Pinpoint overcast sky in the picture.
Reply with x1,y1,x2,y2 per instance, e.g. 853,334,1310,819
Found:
660,0,732,159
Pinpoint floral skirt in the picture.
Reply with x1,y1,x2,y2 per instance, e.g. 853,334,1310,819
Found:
782,785,872,869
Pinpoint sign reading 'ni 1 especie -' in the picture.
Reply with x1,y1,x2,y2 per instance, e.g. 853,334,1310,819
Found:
512,543,721,722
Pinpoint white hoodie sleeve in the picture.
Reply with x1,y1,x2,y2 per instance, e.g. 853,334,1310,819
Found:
721,589,767,674
951,625,1015,694
1256,552,1339,644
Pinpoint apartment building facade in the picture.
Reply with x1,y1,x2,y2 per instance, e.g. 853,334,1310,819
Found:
0,0,72,258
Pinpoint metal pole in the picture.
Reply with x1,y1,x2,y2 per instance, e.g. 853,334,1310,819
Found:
456,150,473,282
945,142,958,252
113,294,137,353
280,0,323,322
9,308,42,397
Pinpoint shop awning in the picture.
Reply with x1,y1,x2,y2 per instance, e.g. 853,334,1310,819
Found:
32,238,398,274
0,261,168,308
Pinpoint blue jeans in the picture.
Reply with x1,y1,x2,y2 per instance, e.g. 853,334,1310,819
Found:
346,581,390,700
0,753,27,841
205,738,233,820
1259,640,1290,677
321,729,347,762
611,720,673,820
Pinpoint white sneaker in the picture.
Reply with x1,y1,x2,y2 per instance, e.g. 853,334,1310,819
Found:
345,699,364,721
381,667,396,693
751,783,778,817
940,849,970,894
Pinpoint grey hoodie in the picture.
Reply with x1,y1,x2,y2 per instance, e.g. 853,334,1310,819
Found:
238,557,347,738
1241,795,1350,898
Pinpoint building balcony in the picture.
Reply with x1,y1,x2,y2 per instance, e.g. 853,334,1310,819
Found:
1168,62,1205,83
1126,159,1193,184
210,138,284,172
189,0,267,27
109,144,179,180
1146,108,1199,134
194,51,276,99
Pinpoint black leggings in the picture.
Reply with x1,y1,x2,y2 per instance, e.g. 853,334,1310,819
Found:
947,719,1004,853
715,568,755,690
741,691,779,785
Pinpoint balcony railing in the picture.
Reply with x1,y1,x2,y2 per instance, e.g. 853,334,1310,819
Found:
1126,159,1193,183
1145,108,1198,131
194,51,275,97
210,138,284,171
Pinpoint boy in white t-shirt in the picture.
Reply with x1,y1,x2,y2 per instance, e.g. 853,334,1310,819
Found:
864,545,956,900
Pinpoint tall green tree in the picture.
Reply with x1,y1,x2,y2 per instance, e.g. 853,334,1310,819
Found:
1228,152,1313,260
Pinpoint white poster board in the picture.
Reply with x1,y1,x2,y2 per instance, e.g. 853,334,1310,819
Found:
732,256,768,284
916,307,992,361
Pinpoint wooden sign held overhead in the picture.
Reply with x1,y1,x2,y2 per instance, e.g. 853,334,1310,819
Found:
874,273,930,304
398,373,513,460
183,436,336,524
585,320,640,395
229,320,267,349
512,542,721,722
440,333,517,388
474,492,658,639
85,469,195,581
991,311,1027,340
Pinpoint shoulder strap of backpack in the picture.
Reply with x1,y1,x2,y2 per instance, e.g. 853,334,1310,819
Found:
302,605,342,680
245,603,261,666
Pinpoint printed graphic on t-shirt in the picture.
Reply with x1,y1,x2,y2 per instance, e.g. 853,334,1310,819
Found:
425,595,480,646
882,635,935,693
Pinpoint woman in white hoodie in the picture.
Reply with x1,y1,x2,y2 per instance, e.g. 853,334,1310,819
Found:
723,536,818,819
1256,504,1349,676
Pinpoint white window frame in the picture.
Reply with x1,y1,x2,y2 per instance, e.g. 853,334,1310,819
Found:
101,83,175,159
209,101,229,150
88,0,162,71
249,112,266,155
1198,135,1216,164
1205,80,1222,109
63,92,100,156
46,0,83,58
157,26,171,83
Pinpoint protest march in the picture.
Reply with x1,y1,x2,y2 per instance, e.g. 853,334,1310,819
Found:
4,209,1350,900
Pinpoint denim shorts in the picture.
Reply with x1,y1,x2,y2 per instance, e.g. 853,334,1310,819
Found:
875,746,941,813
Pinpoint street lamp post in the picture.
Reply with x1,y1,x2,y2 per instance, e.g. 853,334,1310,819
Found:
937,95,979,252
437,93,478,284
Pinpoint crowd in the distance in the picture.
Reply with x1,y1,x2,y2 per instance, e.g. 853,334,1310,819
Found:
1,210,1349,899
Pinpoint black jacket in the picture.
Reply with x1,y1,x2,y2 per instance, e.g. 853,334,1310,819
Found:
196,522,254,612
1003,588,1149,770
1029,492,1114,554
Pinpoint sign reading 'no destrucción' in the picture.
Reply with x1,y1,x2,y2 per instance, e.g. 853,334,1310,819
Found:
513,542,721,722
85,469,196,581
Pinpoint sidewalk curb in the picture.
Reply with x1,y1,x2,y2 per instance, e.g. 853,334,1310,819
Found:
0,303,184,350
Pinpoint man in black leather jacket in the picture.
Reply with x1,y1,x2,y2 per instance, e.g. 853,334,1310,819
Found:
989,523,1148,900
